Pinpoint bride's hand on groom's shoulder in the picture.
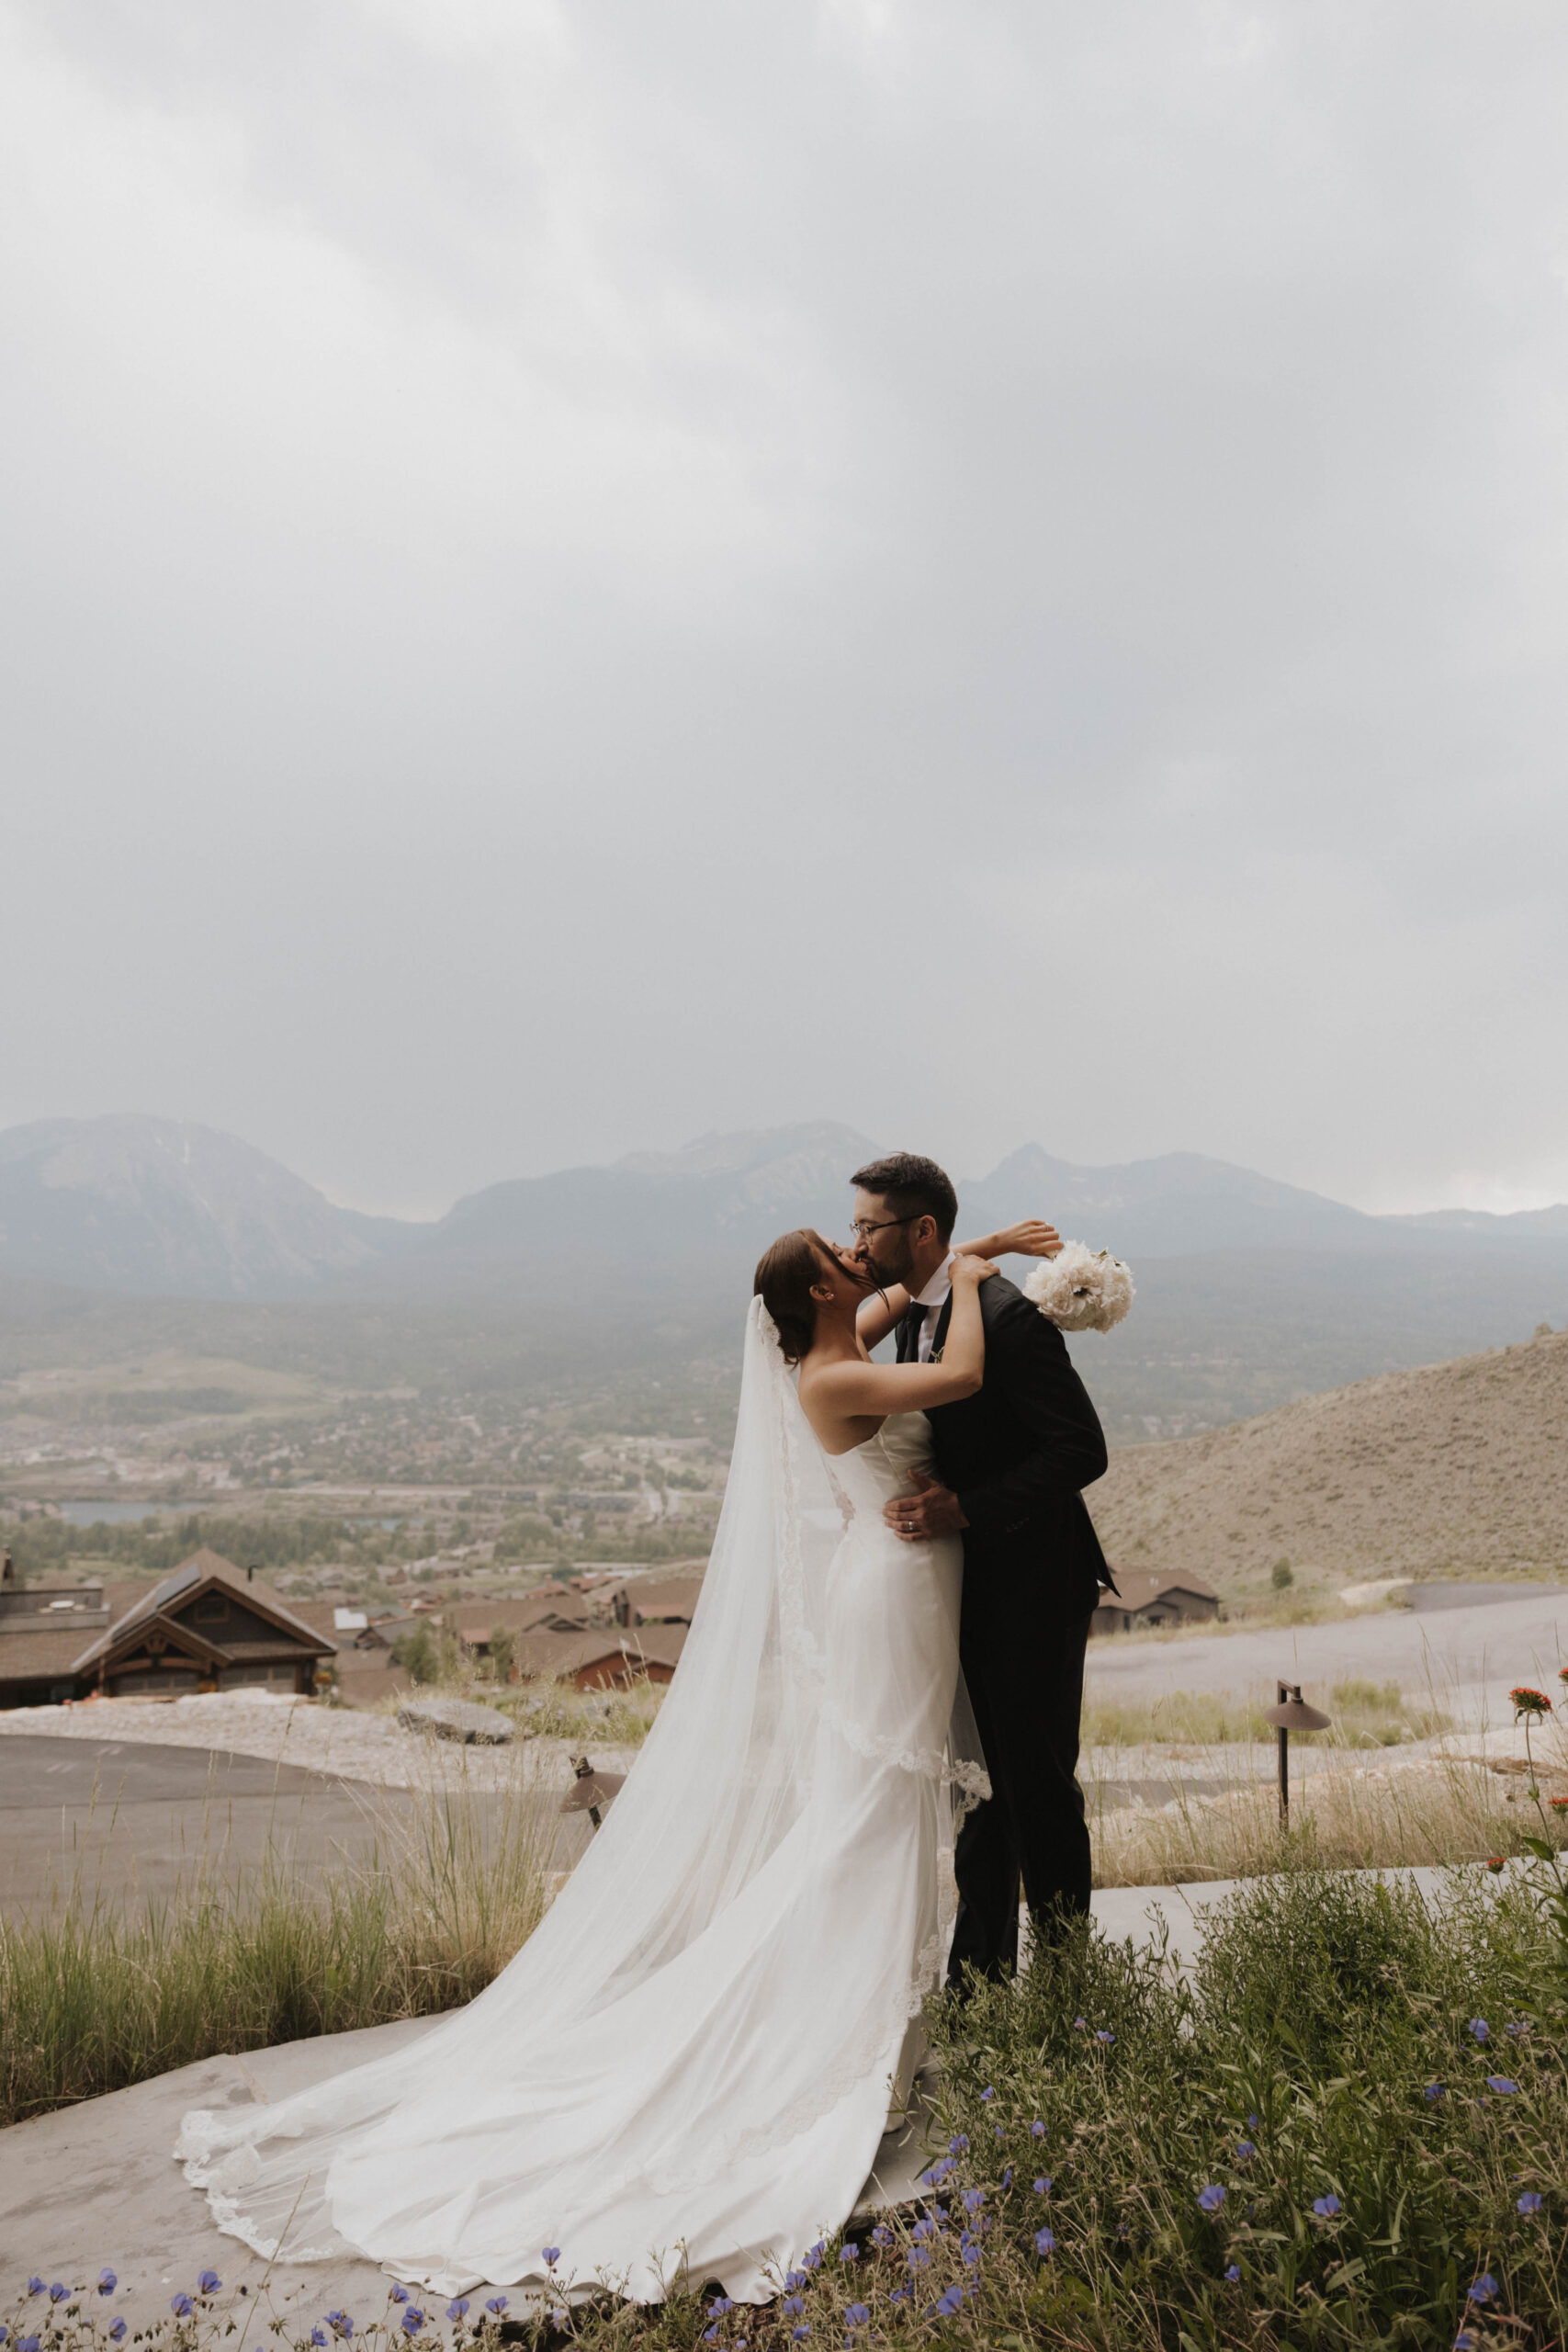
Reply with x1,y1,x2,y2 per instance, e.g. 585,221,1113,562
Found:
952,1252,998,1284
993,1219,1063,1260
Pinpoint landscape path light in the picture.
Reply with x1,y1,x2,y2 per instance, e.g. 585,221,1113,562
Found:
560,1754,626,1831
1261,1682,1331,1826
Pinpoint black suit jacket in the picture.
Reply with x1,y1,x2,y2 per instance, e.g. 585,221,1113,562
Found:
899,1272,1113,1623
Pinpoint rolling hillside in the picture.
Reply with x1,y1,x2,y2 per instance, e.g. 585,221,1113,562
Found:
1089,1323,1568,1594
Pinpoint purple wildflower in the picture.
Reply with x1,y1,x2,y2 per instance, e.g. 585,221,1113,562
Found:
1030,2120,1044,2138
542,2247,560,2268
845,2305,870,2329
400,2310,424,2336
1469,2018,1490,2043
1095,2030,1115,2044
109,2327,127,2344
197,2273,221,2296
98,2272,118,2297
48,2290,67,2307
1197,2185,1225,2213
1425,2084,1445,2101
389,2288,410,2306
979,2086,995,2102
1034,2228,1055,2256
1237,2141,1255,2161
1518,2191,1543,2214
1468,2276,1499,2305
1224,2266,1240,2283
171,2296,194,2318
446,2302,469,2322
1313,2196,1341,2218
1033,2177,1051,2195
484,2299,508,2316
1486,2076,1520,2094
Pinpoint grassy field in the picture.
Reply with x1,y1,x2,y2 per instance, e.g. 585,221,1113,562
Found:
1,1349,331,1425
1081,1677,1448,1749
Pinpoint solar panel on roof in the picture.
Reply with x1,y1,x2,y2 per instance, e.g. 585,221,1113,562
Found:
149,1563,204,1609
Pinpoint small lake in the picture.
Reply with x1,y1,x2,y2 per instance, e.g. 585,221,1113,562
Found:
56,1499,172,1526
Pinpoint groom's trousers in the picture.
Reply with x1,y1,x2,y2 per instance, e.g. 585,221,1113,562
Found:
946,1574,1093,1984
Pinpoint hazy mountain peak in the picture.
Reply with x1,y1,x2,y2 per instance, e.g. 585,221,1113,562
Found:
0,1114,382,1298
613,1122,879,1181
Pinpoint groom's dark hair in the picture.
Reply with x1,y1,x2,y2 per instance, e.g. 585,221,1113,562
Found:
850,1152,958,1244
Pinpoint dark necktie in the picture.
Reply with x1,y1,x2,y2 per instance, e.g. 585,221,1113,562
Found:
901,1302,928,1362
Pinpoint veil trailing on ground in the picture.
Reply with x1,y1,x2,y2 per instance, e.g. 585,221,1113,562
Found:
178,1298,987,2290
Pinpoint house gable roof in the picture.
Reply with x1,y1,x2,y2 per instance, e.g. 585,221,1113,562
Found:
1099,1568,1219,1612
75,1552,336,1676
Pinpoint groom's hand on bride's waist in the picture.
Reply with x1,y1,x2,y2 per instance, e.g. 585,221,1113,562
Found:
886,1469,968,1542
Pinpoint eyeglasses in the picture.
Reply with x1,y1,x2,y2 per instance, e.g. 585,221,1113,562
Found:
850,1214,919,1239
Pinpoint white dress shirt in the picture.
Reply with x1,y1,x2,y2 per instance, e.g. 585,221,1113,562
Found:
912,1250,957,1362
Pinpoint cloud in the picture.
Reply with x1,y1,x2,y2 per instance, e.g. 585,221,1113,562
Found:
3,0,1565,1216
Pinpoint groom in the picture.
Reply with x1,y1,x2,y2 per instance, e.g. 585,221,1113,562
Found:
850,1150,1113,1983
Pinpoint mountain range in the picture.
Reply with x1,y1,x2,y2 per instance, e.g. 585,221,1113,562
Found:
2,1114,1564,1301
2,1114,1565,1437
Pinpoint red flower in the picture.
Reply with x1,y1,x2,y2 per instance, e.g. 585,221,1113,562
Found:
1510,1686,1552,1716
1485,1856,1506,1871
1550,1797,1568,1815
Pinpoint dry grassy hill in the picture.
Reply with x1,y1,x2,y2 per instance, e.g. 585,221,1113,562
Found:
1089,1323,1568,1603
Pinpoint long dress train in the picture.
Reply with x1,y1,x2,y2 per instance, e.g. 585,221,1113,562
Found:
176,1301,985,2304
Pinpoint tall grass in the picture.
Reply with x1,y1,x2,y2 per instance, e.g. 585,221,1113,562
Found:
1087,1747,1558,1886
1083,1677,1447,1749
0,1759,557,2127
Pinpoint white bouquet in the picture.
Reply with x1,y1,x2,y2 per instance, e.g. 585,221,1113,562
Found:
1023,1242,1134,1334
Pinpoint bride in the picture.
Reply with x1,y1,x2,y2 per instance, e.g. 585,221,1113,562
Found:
176,1221,1047,2307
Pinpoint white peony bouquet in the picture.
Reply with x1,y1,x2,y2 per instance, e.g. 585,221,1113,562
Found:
1023,1242,1134,1334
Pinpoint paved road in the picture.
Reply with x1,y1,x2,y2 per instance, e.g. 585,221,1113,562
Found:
1084,1589,1568,1725
0,1736,591,1914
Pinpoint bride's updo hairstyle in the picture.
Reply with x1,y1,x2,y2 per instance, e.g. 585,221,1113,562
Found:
753,1228,835,1365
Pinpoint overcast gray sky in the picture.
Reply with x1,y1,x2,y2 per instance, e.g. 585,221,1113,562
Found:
5,0,1566,1219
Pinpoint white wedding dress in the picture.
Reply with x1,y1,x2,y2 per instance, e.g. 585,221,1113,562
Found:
176,1300,987,2306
